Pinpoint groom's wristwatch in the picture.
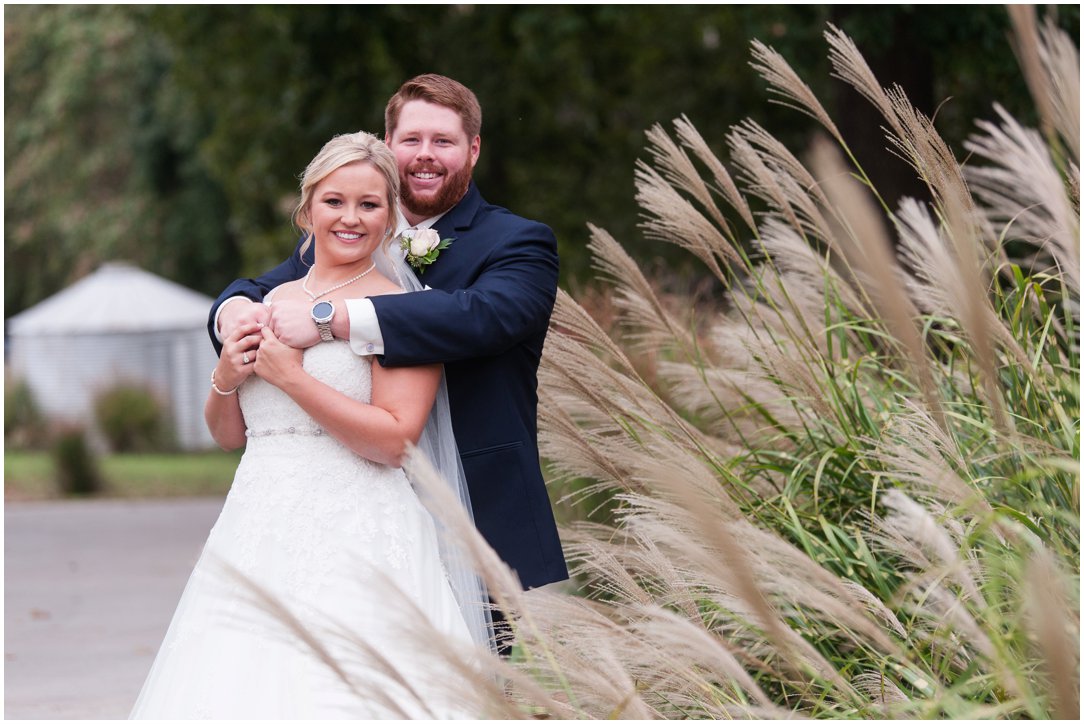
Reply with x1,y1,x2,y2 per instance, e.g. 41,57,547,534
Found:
311,301,335,343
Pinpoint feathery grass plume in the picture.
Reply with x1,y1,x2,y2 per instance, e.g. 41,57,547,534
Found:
1035,16,1080,159
966,104,1080,296
732,119,840,247
1023,546,1081,720
548,286,637,374
757,216,874,328
1007,5,1079,160
868,405,997,525
727,129,821,245
645,122,735,240
894,196,1034,377
942,185,1013,435
884,83,978,218
635,160,739,282
673,114,758,235
749,38,841,143
587,223,697,357
808,134,947,432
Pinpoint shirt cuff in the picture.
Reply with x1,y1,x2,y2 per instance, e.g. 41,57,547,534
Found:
213,296,250,344
345,297,384,356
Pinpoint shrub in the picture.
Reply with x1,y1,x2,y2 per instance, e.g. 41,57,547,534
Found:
4,374,46,450
52,426,103,496
93,383,176,453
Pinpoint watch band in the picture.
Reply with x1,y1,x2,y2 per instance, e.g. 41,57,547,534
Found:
311,301,335,343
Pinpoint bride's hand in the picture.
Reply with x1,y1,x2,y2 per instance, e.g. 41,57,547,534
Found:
214,322,263,391
267,299,322,349
253,326,304,390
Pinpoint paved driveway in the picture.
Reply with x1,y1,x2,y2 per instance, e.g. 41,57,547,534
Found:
5,497,225,719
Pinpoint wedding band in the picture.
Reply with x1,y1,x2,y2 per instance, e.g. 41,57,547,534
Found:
243,351,251,365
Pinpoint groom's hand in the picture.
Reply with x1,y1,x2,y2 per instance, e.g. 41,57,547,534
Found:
219,300,270,340
267,299,321,349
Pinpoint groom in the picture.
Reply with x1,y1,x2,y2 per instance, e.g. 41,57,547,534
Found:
210,74,569,593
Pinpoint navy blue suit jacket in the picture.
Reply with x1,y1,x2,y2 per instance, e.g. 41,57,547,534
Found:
208,183,568,589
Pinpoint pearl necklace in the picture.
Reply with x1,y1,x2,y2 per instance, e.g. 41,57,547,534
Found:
301,261,376,301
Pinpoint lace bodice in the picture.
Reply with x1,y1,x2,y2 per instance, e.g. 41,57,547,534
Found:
220,341,421,601
239,341,371,436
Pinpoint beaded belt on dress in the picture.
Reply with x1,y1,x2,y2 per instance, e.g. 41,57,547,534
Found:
246,426,326,438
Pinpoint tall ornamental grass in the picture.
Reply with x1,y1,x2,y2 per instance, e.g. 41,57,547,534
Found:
250,12,1077,720
501,13,1078,719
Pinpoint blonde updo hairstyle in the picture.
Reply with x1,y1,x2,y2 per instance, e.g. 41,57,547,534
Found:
293,131,400,259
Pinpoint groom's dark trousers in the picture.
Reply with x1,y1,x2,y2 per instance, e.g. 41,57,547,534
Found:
209,182,569,595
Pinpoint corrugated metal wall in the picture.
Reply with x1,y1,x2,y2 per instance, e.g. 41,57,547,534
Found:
8,329,219,450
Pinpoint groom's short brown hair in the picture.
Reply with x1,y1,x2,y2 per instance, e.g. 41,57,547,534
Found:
385,74,482,139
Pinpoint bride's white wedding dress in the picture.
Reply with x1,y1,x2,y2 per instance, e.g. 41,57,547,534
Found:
130,341,474,720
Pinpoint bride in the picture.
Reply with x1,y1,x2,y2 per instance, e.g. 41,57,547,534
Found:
131,132,487,719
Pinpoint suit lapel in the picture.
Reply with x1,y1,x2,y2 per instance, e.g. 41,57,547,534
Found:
431,182,483,237
423,183,484,288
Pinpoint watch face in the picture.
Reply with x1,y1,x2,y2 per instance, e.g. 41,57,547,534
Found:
312,301,334,322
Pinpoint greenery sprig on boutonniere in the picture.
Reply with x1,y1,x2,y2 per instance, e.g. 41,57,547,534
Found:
400,228,453,273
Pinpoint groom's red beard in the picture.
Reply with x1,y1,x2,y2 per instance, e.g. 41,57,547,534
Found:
400,161,473,218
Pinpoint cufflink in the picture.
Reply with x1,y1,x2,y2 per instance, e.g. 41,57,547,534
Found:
366,343,375,353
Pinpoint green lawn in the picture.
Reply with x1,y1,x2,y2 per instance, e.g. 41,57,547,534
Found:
4,450,243,500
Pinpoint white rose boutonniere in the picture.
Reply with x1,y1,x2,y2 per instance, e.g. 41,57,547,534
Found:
400,228,453,274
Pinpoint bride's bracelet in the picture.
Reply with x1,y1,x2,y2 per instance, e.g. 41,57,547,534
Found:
210,369,239,396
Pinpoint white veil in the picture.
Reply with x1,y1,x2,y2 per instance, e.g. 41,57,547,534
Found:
372,241,494,654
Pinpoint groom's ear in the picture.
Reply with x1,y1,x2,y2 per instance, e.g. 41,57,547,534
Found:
469,135,481,167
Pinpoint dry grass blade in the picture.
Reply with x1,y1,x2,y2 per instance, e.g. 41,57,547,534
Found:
809,134,946,432
645,122,734,238
549,286,636,373
1008,6,1079,158
941,188,1011,435
1023,546,1080,720
588,223,696,355
673,113,758,234
824,24,894,126
965,105,1080,295
217,562,419,719
635,160,741,281
728,129,821,245
750,38,841,142
894,197,1034,378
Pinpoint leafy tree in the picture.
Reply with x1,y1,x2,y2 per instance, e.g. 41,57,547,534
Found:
5,5,1077,315
4,5,235,317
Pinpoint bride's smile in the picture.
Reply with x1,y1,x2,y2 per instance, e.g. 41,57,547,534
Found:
308,161,391,273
